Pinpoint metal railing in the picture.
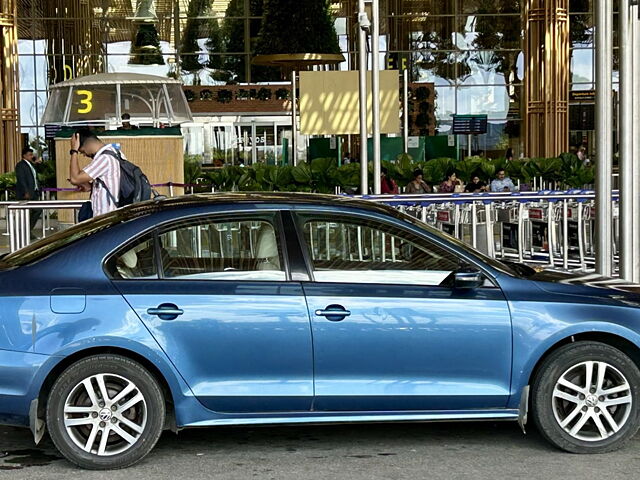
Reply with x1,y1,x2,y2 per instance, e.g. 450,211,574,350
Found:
356,190,619,272
7,200,85,252
2,190,622,274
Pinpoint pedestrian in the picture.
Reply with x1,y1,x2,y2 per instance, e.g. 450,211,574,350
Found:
380,167,399,194
505,148,514,162
342,151,351,165
405,169,432,194
490,168,516,192
68,128,122,219
14,146,42,236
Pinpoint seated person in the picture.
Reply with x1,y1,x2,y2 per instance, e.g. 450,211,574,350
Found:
405,169,432,194
465,175,488,193
118,113,139,131
490,169,516,192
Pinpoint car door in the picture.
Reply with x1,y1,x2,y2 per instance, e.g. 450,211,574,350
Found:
292,210,513,412
108,211,314,413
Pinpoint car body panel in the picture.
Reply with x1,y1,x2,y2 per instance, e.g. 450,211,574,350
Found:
116,281,314,413
0,193,639,433
303,282,513,411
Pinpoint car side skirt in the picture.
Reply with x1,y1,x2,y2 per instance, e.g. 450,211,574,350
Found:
182,410,520,428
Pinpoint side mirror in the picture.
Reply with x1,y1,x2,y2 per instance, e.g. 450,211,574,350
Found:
454,270,484,289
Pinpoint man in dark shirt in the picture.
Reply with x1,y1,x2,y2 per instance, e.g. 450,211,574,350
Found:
14,147,42,233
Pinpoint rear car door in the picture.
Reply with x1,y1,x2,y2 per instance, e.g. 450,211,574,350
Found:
292,210,513,412
108,211,314,413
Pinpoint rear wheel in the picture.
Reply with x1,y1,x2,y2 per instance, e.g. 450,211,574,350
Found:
46,354,165,469
532,341,640,453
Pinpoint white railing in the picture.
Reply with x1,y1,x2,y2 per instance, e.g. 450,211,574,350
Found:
7,200,85,252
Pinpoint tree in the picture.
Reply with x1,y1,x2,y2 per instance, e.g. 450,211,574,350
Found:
472,0,522,102
255,0,341,55
129,23,165,65
222,0,278,83
180,0,211,74
206,18,224,70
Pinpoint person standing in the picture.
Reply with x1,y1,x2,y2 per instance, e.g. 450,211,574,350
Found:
15,147,42,234
68,129,121,218
490,168,516,192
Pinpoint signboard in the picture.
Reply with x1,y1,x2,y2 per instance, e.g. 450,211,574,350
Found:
299,71,400,135
407,136,419,148
452,114,488,135
569,90,595,102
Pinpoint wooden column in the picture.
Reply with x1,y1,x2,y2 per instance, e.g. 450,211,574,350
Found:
524,0,570,158
0,0,21,174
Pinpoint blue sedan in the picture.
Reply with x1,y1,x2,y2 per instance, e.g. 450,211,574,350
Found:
1,193,640,469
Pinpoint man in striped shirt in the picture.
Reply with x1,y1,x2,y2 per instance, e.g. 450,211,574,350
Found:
69,129,122,217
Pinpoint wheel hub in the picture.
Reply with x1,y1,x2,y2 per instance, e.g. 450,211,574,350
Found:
98,408,113,422
585,394,599,408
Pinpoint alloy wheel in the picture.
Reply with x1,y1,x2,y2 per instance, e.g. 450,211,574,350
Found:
63,373,147,456
552,360,632,442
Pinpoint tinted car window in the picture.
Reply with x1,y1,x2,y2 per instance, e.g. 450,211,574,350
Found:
106,235,157,280
158,218,285,281
301,217,459,286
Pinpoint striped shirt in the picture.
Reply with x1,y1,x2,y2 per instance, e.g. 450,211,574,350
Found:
83,144,122,217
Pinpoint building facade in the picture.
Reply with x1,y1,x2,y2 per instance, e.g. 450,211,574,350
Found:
3,0,618,172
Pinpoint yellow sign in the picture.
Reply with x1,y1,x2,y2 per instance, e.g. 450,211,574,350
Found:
76,90,93,114
299,71,400,135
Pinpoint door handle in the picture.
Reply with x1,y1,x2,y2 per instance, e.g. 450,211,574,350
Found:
315,304,351,321
147,303,184,320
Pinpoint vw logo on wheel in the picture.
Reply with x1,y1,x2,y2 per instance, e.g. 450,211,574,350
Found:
99,408,112,422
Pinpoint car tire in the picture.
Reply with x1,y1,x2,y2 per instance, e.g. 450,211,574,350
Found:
532,341,640,453
46,354,165,469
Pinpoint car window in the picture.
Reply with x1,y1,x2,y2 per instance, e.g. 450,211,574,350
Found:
106,235,157,280
300,217,460,286
158,218,286,281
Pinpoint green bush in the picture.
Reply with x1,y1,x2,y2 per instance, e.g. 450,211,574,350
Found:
197,152,595,193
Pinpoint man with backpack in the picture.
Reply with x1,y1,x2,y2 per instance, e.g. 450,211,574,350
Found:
69,128,155,220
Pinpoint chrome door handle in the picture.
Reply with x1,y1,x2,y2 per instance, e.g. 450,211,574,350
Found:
315,305,351,321
147,304,184,320
315,309,352,317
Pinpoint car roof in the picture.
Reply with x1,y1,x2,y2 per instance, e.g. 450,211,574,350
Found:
115,192,396,220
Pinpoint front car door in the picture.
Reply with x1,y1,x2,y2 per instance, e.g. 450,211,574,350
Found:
292,209,512,412
108,211,314,413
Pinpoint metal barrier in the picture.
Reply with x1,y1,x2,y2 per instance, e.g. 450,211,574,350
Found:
7,201,85,252
357,190,619,272
2,190,622,274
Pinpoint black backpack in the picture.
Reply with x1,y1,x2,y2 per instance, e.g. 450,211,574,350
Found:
100,149,157,207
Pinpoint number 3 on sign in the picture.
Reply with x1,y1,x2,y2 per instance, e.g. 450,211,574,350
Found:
76,90,93,114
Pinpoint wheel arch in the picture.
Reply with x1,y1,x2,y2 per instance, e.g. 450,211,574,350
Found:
35,346,177,432
528,331,640,390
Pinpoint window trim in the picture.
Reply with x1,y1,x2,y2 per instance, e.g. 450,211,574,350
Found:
103,210,292,282
291,209,499,288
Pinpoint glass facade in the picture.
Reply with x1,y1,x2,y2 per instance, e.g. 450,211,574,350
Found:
14,0,619,161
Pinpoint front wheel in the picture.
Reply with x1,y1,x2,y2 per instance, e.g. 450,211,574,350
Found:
46,354,165,469
532,341,640,453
